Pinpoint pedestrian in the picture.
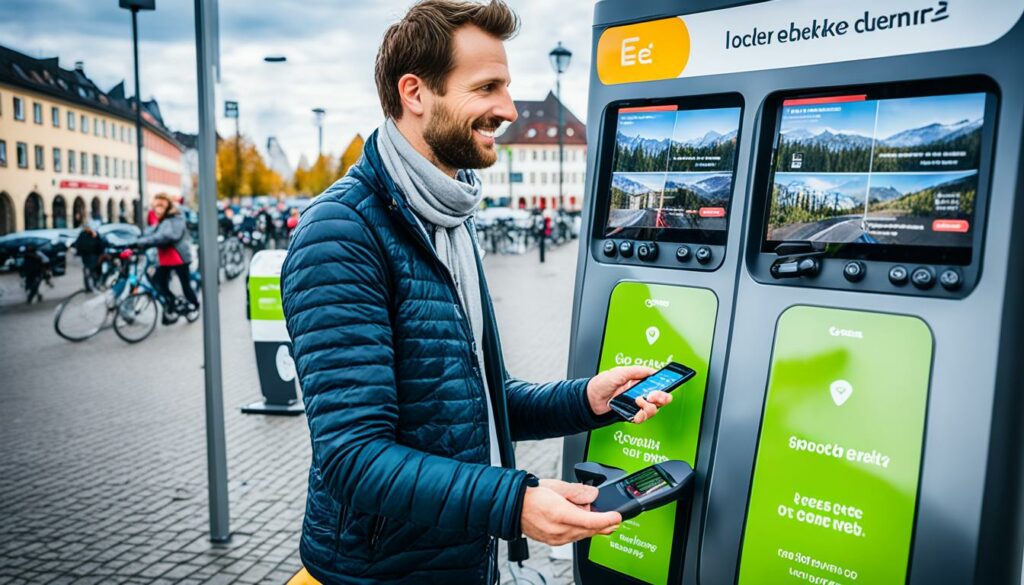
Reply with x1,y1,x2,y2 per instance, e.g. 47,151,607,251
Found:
72,222,104,291
279,2,672,583
134,193,199,325
285,208,300,240
18,244,49,304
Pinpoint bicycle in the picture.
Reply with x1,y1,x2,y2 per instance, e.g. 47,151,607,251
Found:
113,261,202,344
53,247,143,341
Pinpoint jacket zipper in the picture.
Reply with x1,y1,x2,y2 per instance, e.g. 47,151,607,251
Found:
368,515,386,552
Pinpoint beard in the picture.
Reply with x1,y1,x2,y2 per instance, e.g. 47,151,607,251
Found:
423,101,501,170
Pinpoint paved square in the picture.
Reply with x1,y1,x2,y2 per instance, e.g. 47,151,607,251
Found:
0,241,581,584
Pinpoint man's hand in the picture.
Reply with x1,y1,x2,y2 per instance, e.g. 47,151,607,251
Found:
586,366,672,423
521,480,621,546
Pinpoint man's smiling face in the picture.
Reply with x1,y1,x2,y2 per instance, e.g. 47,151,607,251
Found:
421,24,518,170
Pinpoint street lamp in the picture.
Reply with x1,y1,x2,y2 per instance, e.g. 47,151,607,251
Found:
312,107,326,159
549,41,572,210
119,0,156,228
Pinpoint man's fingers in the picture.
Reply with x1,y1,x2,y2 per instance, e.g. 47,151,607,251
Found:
540,479,599,505
563,506,622,531
646,390,673,407
634,397,659,422
617,365,656,383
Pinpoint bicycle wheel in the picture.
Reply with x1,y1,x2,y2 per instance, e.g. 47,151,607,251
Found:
221,239,246,280
54,289,111,342
113,292,159,343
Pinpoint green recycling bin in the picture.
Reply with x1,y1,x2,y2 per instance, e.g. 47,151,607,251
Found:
241,250,303,416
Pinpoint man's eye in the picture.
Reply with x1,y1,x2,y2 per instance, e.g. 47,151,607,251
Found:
480,84,493,92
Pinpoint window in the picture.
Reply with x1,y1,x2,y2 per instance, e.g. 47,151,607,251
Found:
14,96,24,121
102,120,107,138
34,145,44,170
80,152,88,175
68,149,76,173
67,110,75,130
529,171,536,184
532,150,538,161
104,155,110,177
113,158,118,178
93,154,100,176
0,140,6,167
33,102,42,124
53,148,62,173
81,114,88,134
51,106,59,127
541,173,548,185
17,142,28,168
93,118,99,136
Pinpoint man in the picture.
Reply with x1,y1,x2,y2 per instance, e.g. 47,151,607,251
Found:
281,2,672,583
72,222,104,291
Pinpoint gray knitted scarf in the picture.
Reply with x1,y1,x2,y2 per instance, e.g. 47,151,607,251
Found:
376,120,501,466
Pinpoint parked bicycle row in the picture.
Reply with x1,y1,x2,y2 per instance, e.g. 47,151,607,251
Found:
474,208,581,256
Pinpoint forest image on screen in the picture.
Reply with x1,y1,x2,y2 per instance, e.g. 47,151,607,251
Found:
607,105,741,236
767,92,986,248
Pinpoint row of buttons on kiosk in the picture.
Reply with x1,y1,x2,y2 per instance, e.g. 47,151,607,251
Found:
602,240,714,264
842,261,963,291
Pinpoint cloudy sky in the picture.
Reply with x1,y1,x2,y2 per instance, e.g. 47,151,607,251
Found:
0,0,595,168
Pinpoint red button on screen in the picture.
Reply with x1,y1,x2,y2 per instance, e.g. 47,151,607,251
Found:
932,219,970,233
699,207,726,218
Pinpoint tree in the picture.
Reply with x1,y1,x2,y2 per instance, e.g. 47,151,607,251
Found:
339,134,364,177
216,135,286,199
293,154,337,196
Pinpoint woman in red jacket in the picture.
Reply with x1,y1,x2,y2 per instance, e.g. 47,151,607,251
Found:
135,194,199,324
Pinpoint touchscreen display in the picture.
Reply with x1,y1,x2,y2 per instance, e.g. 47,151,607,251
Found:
765,91,988,256
623,466,672,498
621,367,686,401
605,104,742,241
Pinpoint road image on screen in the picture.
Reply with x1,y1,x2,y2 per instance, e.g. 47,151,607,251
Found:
606,105,741,236
767,92,986,248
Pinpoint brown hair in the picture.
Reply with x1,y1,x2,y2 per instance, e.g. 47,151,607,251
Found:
375,0,519,120
152,193,178,217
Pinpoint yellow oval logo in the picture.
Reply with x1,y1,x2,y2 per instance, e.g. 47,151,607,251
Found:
597,17,690,85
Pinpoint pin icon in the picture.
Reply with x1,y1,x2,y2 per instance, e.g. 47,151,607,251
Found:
645,326,660,345
830,379,853,406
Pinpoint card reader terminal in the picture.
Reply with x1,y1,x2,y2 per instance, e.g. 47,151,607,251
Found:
590,460,695,520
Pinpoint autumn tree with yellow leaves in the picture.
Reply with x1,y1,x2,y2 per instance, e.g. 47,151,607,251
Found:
216,135,287,199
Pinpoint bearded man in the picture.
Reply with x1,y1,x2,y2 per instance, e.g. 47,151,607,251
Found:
281,1,671,583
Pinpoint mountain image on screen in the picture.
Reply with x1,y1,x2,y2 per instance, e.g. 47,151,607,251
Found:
867,172,976,217
608,173,666,229
664,173,733,205
615,130,737,174
768,173,869,241
871,118,982,172
776,118,983,173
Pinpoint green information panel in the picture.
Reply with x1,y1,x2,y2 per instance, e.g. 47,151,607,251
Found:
737,306,933,585
586,282,718,585
249,276,284,321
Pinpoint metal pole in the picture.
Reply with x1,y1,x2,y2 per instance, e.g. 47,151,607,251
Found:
131,8,146,228
234,115,240,199
556,73,564,210
506,146,512,204
318,124,323,159
194,0,230,543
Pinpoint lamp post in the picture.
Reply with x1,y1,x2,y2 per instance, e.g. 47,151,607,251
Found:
549,41,572,211
312,107,326,160
262,56,287,167
119,0,156,229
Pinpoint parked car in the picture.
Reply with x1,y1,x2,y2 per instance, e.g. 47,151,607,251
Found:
0,230,69,275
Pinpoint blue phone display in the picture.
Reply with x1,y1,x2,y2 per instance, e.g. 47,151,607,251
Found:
622,368,686,401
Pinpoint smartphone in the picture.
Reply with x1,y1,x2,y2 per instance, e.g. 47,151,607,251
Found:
608,362,697,421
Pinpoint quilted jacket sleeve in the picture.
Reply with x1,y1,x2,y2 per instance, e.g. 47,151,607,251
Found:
505,376,619,442
282,196,527,540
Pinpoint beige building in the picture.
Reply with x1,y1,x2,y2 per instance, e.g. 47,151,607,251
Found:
479,92,588,212
0,45,184,234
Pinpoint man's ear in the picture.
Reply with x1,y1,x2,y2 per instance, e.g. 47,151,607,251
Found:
397,73,427,118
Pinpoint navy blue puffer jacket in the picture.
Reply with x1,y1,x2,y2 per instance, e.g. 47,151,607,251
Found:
281,132,615,585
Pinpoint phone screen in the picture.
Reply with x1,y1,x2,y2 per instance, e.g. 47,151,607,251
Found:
621,366,690,401
622,466,673,498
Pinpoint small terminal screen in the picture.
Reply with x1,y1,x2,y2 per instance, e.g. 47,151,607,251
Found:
603,102,742,242
623,466,673,498
765,90,991,261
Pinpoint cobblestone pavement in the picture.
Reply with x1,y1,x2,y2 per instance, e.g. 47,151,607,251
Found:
0,241,580,585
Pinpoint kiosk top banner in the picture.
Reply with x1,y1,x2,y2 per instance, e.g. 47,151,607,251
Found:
596,0,1024,85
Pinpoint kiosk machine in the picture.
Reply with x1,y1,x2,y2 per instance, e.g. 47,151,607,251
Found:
562,1,1024,584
